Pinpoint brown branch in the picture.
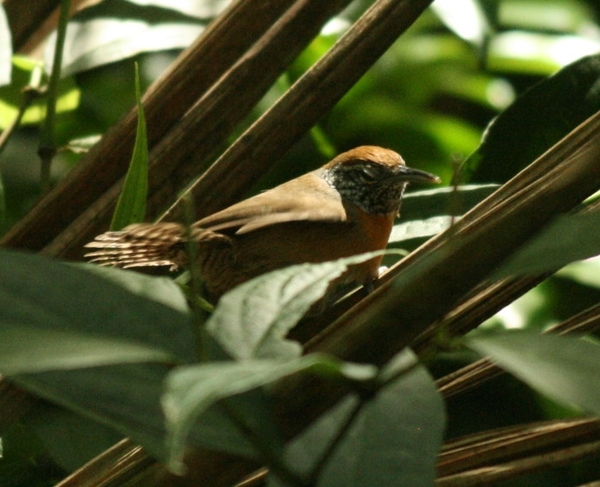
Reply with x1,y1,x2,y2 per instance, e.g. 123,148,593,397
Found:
437,418,600,482
54,439,153,487
4,0,58,52
437,440,600,487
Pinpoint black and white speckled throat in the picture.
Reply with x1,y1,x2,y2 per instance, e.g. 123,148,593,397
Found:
321,165,407,215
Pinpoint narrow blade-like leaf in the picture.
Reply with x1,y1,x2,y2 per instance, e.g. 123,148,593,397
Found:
110,62,148,230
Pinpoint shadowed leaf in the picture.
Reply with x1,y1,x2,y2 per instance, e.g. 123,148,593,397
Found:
493,209,600,278
466,54,600,182
467,331,600,415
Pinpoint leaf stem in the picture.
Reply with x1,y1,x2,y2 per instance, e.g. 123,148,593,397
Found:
0,86,42,158
219,399,307,487
305,396,366,486
0,70,45,231
307,359,423,485
39,0,71,192
182,193,208,361
377,358,421,390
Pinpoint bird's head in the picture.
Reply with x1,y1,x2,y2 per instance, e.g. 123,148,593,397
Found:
321,146,440,215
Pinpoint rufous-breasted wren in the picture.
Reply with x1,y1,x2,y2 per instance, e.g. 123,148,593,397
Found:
85,146,440,302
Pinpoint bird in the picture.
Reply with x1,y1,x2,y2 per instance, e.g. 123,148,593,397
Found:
85,146,440,303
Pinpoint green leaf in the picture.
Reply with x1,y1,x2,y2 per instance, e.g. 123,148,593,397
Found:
391,184,499,243
163,354,378,473
466,331,600,415
493,209,600,278
556,256,600,289
0,250,196,461
466,54,600,182
74,262,190,314
182,389,280,460
0,324,176,374
24,403,124,471
0,56,80,129
47,0,214,76
496,0,596,35
110,62,148,230
267,350,445,487
486,0,600,76
207,251,393,360
0,250,194,355
488,31,600,75
431,0,490,46
14,365,172,461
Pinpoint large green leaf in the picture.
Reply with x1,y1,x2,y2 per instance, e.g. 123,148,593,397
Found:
0,250,195,461
267,350,445,487
493,209,600,278
466,331,600,415
0,250,194,355
0,324,175,374
46,0,215,76
207,251,392,360
467,54,600,182
14,365,173,461
391,184,499,243
75,262,190,314
24,402,124,472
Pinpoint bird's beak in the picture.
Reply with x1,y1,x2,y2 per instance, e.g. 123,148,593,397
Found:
395,166,441,184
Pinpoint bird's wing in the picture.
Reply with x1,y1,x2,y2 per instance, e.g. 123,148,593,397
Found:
197,174,348,235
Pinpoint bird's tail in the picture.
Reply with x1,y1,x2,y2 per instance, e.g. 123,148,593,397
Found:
84,223,186,270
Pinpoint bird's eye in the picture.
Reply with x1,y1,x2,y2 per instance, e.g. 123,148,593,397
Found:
361,165,378,181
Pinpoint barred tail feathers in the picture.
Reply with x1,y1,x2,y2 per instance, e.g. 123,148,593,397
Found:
84,223,186,270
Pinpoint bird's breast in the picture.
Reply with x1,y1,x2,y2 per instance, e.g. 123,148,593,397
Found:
349,207,396,252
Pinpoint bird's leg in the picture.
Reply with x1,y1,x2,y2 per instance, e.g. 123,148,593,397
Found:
362,265,389,295
363,278,376,295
